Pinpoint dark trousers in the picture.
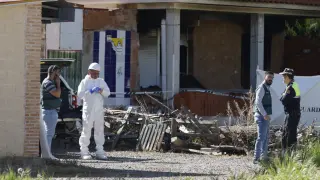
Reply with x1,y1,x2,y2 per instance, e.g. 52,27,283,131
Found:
282,111,301,150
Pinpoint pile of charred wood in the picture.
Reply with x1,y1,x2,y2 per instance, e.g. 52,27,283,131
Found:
104,93,265,156
104,92,319,155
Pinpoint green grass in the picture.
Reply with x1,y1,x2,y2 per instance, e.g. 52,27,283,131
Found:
301,139,320,167
0,167,50,180
256,156,320,180
229,139,320,180
0,169,32,180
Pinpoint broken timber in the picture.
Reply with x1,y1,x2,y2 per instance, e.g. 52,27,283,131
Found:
136,123,168,151
111,107,133,150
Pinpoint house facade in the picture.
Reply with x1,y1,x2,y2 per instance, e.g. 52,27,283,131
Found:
0,0,320,157
73,0,320,109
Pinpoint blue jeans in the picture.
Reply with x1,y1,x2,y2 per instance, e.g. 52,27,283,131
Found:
254,115,270,160
42,109,58,149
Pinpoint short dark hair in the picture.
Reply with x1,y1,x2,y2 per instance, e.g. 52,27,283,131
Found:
48,65,61,74
265,71,274,76
284,74,294,80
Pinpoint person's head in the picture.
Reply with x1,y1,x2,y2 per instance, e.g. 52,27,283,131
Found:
264,71,274,85
280,68,294,85
88,63,100,79
47,65,61,79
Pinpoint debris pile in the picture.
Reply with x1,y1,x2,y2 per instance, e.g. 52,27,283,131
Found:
103,93,258,156
56,90,320,156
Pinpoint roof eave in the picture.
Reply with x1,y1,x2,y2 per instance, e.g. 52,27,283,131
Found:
65,0,320,11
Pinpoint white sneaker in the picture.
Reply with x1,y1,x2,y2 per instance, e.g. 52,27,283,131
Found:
81,154,92,160
49,155,59,161
41,154,59,161
96,153,108,160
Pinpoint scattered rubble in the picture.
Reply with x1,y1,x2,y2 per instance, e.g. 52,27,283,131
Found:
57,92,320,156
103,93,254,156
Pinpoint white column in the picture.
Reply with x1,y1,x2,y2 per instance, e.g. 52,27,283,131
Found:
166,9,180,107
250,14,264,89
161,20,167,100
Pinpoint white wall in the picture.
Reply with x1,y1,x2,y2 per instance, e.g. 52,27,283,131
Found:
0,4,27,156
60,9,83,50
46,8,83,50
46,23,60,50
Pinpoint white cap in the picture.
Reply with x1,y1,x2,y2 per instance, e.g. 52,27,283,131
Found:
88,62,100,71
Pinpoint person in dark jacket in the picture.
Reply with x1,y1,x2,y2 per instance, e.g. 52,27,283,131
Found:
279,68,301,155
253,71,274,164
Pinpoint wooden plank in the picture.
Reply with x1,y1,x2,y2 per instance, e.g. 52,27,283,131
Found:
171,118,178,137
152,124,162,151
187,149,212,155
145,125,154,150
141,125,152,151
181,106,212,134
151,123,162,151
145,124,156,151
154,123,166,150
139,125,148,151
136,124,147,151
146,124,158,151
156,124,167,150
136,123,168,152
176,132,219,137
111,107,133,150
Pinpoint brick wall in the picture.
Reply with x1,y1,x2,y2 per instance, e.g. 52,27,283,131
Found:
0,3,41,157
83,8,139,90
193,20,243,89
24,3,42,156
84,8,137,31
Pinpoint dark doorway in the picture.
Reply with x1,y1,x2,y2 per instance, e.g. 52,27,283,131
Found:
264,34,272,71
180,45,188,75
241,33,250,89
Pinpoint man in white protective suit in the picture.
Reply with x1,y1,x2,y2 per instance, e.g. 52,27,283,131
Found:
77,62,110,160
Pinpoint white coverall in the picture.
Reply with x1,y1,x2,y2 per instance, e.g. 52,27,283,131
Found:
77,75,110,155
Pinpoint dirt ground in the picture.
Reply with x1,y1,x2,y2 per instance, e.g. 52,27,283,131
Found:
0,139,258,180
51,150,257,180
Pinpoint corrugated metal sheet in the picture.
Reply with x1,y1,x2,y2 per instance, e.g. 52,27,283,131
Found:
239,0,320,5
47,50,82,90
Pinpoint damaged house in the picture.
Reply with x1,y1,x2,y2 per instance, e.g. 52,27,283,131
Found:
1,0,320,157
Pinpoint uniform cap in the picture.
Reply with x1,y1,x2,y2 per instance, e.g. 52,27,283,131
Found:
280,68,294,75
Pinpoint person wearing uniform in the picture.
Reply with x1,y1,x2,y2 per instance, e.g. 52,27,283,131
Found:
279,68,301,154
253,71,274,164
77,63,110,160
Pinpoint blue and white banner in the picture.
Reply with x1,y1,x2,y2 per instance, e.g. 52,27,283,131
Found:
93,30,131,105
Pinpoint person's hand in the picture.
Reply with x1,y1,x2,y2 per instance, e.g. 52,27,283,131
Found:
89,87,96,94
98,88,103,94
90,87,101,94
55,76,60,86
94,87,101,93
264,115,270,121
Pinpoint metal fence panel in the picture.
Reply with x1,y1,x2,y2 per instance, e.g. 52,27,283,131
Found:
47,50,82,90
